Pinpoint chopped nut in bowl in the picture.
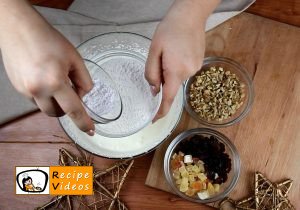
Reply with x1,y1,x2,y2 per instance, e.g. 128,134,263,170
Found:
164,128,240,203
184,57,254,127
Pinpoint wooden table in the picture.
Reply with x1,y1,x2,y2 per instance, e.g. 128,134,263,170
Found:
1,1,300,210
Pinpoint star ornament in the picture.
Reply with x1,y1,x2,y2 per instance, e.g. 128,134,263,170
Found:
254,172,295,210
37,147,134,210
219,172,295,210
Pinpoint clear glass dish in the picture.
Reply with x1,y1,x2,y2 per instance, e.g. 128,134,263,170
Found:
184,57,254,127
77,32,162,138
164,128,241,203
82,59,122,124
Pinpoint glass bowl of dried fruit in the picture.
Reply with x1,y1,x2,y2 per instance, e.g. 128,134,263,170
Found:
164,128,240,203
184,57,254,127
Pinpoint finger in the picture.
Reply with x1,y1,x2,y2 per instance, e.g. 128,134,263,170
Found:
145,42,162,96
69,53,93,98
34,97,65,117
54,83,95,136
153,75,182,122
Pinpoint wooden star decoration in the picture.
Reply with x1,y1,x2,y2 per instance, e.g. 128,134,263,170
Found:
36,147,134,210
219,172,295,210
255,172,295,210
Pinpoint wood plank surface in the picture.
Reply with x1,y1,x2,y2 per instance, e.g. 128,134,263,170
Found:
0,112,69,143
146,12,300,209
247,0,300,27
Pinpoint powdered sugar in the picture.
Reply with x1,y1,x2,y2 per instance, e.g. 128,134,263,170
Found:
83,78,116,117
94,56,161,137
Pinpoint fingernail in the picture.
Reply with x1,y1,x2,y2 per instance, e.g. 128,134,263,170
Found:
86,130,95,136
150,85,157,96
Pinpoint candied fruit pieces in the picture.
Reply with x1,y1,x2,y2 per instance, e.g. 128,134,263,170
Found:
198,173,207,182
213,184,220,193
188,175,195,182
176,179,182,185
197,190,210,200
207,182,215,195
191,181,203,191
173,170,180,179
186,165,193,172
192,165,200,173
177,135,231,184
171,134,231,200
184,155,193,164
185,188,196,196
178,165,186,173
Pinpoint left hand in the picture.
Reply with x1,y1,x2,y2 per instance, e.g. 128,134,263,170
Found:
145,0,220,121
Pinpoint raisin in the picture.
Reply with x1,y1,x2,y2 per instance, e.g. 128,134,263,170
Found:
177,134,232,184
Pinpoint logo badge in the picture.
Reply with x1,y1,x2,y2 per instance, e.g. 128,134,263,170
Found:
16,167,49,194
16,166,93,195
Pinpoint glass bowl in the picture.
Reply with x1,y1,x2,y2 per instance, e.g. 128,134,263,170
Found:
82,59,123,124
164,128,241,203
77,32,162,138
184,57,254,127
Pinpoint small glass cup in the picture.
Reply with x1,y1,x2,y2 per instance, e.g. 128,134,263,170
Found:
82,59,123,124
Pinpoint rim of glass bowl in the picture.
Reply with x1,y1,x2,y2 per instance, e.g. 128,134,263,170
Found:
164,128,241,203
82,59,123,124
183,56,254,127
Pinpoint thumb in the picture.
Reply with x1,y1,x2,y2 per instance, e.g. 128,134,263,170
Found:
153,74,181,122
69,53,94,98
145,43,162,96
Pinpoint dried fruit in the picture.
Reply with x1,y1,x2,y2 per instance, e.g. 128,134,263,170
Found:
197,190,210,200
207,182,215,195
213,184,220,192
185,188,196,196
171,135,232,200
198,173,207,182
191,181,203,191
184,155,193,164
192,165,200,173
173,170,180,179
176,135,231,184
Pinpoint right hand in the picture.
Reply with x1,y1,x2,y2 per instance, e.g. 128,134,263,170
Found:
0,2,95,135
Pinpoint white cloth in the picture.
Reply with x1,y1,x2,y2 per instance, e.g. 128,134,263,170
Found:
0,0,255,124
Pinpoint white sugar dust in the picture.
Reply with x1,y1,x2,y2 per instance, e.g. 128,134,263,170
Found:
94,57,161,137
82,78,116,117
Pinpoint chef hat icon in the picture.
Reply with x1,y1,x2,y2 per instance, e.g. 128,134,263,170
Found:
22,172,29,179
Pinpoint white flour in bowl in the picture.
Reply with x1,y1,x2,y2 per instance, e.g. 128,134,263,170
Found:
83,78,116,117
95,56,161,137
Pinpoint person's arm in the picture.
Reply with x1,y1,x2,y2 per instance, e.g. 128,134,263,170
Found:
145,0,220,121
0,0,94,135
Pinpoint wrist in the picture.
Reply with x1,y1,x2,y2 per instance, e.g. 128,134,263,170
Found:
0,0,46,44
166,0,220,29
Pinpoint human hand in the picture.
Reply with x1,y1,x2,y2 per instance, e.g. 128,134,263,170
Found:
0,1,95,135
145,0,220,121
